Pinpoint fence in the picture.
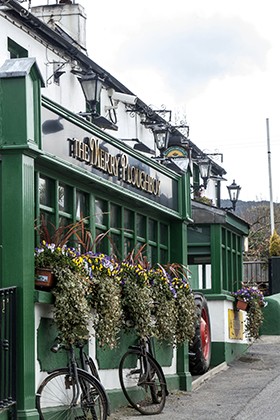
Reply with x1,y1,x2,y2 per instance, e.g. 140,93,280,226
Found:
0,287,17,416
243,261,269,294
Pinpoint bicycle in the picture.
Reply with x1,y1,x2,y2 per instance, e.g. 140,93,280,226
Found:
118,336,168,415
36,340,110,419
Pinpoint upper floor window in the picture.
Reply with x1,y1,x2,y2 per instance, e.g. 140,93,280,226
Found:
8,38,28,59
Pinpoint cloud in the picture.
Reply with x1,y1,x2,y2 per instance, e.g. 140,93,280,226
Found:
116,15,270,100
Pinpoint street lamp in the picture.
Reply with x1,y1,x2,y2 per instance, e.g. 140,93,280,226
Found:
227,180,241,211
78,71,103,116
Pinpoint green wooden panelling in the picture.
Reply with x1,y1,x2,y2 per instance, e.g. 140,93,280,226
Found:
96,331,174,370
226,213,250,235
1,153,37,415
210,225,222,294
0,409,10,420
170,220,188,267
153,340,173,367
96,330,138,370
188,225,211,244
211,341,248,366
0,61,42,419
176,342,192,391
179,171,192,220
34,290,55,305
189,265,200,289
37,317,67,372
0,78,27,145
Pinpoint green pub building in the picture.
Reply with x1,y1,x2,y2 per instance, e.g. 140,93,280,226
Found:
0,1,249,418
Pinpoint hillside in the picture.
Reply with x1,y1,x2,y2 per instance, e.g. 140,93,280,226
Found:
221,199,279,219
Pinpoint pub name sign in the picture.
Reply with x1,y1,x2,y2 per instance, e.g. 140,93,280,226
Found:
68,136,160,196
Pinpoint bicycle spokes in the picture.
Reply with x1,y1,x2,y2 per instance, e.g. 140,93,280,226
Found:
119,349,167,415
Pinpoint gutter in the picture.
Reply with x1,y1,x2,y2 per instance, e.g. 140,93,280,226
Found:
0,0,226,175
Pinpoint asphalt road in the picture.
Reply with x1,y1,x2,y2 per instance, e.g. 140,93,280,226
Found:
111,336,280,420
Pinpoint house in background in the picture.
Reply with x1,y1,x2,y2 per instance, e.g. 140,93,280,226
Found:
0,1,249,418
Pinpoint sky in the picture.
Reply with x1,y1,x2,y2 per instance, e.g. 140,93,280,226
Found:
31,0,280,201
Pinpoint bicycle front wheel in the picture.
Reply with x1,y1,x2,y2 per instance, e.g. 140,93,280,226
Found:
36,368,108,420
119,348,167,415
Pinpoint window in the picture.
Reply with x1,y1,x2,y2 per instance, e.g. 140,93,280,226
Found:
39,177,53,207
36,174,170,262
59,183,71,213
110,204,121,229
8,38,28,59
95,199,107,226
76,190,88,219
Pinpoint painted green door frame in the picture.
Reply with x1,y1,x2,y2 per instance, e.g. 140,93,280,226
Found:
0,58,43,419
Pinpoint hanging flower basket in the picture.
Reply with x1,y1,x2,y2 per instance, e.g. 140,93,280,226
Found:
35,268,56,290
236,299,249,312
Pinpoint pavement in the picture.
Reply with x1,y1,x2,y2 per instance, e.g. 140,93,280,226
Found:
110,336,280,420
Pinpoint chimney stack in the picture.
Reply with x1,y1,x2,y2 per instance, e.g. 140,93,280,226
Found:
31,2,87,52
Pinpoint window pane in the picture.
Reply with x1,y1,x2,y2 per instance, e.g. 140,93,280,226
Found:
110,204,120,229
95,228,107,253
39,177,52,206
147,245,157,265
76,190,88,219
136,214,146,237
124,209,133,231
124,237,134,256
109,233,121,258
148,219,157,242
95,199,106,226
59,183,71,213
39,211,55,241
160,249,168,263
160,223,168,245
8,38,28,58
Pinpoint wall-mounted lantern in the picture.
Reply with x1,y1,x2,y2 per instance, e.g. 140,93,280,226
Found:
198,158,212,189
78,71,103,116
227,180,241,211
151,124,171,156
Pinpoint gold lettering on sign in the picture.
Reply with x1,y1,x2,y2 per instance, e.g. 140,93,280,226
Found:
67,137,160,196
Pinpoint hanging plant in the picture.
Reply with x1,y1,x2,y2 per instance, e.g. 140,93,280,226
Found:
148,267,177,343
119,262,154,338
85,252,123,349
232,284,266,339
175,282,196,344
162,263,196,344
52,267,91,344
245,300,264,339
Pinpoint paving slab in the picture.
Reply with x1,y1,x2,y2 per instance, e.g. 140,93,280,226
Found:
110,336,280,420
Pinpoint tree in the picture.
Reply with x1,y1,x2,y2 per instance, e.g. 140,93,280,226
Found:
269,229,280,256
238,202,280,262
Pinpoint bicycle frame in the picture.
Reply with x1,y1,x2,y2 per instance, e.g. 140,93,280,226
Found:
128,337,168,393
49,341,110,408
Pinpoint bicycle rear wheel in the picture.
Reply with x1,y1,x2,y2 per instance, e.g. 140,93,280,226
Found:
119,348,167,415
36,368,108,420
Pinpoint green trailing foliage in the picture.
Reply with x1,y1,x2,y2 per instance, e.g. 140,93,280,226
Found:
232,283,265,340
36,243,197,348
52,267,91,344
